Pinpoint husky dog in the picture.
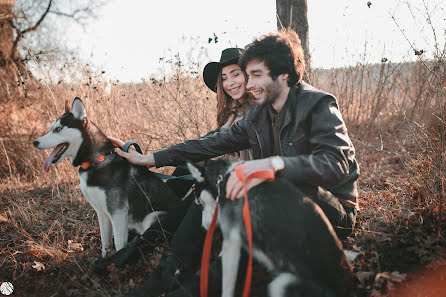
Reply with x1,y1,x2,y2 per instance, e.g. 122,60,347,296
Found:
34,98,178,257
187,159,355,297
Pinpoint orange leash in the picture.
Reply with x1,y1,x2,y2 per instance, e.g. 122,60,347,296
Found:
200,164,275,297
200,202,219,297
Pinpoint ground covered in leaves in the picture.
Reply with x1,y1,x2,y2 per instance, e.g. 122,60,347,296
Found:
1,97,445,296
1,144,445,297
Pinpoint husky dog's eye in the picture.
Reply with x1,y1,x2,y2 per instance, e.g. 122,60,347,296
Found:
53,127,62,133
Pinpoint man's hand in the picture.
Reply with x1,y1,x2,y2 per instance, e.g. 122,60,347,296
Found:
225,158,274,200
109,136,155,167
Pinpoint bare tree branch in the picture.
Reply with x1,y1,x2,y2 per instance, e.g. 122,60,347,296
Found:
9,0,53,59
49,6,92,19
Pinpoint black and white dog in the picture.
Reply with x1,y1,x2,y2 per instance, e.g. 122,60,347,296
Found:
187,159,355,297
34,98,178,257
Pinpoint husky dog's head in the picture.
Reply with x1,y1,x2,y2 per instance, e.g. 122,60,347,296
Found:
34,98,87,172
187,159,239,229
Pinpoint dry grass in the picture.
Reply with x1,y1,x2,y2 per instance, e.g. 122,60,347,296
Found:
0,51,445,296
0,58,217,296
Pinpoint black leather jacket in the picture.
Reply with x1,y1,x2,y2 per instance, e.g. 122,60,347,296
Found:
154,82,359,207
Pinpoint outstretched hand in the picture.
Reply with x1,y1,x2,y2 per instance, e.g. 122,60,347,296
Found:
108,136,125,148
225,158,274,200
108,136,155,167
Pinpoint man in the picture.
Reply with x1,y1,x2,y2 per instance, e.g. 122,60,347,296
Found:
116,29,359,297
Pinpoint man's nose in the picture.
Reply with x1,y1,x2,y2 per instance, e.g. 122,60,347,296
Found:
246,78,254,90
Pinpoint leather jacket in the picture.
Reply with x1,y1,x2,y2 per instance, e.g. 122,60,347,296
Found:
154,82,359,207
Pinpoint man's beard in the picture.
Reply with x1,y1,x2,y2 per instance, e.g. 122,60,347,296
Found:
260,78,282,106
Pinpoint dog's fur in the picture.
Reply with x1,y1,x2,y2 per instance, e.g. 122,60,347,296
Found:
34,98,178,257
187,159,355,297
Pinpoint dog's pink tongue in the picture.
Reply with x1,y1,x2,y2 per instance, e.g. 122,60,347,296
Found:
43,144,65,172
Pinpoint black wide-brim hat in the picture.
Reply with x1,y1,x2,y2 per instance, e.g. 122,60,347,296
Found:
203,48,243,93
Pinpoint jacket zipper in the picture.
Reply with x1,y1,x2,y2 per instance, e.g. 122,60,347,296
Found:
279,116,291,155
251,121,264,157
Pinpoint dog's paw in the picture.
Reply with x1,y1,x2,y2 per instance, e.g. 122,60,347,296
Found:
90,257,113,275
101,247,111,258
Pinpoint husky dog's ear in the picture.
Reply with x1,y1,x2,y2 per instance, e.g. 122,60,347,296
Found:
186,162,205,183
64,100,71,113
71,97,86,120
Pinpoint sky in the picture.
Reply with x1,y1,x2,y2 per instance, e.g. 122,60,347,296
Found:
66,0,445,82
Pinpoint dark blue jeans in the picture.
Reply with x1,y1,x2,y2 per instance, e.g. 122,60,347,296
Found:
138,166,195,252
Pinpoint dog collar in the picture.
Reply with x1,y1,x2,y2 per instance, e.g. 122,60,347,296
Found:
80,151,114,170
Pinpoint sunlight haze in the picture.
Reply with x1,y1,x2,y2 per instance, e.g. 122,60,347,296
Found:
67,0,445,82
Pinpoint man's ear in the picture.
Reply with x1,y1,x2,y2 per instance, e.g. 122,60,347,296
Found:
186,162,205,183
71,97,86,120
279,73,289,82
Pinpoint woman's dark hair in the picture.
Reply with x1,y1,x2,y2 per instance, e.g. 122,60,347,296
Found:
239,28,305,86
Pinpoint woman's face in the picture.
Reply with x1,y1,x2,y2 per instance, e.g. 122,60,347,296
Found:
221,64,246,101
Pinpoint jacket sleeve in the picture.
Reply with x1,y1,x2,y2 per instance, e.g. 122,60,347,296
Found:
201,127,220,138
282,95,355,189
153,119,250,167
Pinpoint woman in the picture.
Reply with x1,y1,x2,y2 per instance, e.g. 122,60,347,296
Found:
106,48,254,297
203,47,255,159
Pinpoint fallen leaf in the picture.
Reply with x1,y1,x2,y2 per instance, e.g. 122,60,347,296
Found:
32,261,45,271
67,240,84,252
375,271,407,282
0,214,8,223
29,247,44,259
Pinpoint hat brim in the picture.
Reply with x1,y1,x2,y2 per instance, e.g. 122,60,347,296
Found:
203,57,239,93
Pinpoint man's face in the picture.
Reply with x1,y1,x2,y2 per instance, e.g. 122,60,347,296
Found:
245,60,284,106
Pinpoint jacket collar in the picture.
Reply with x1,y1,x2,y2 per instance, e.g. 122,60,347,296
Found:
282,84,299,129
248,80,332,127
295,81,335,122
277,81,333,127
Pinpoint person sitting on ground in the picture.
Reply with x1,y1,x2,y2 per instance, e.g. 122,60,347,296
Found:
115,29,359,297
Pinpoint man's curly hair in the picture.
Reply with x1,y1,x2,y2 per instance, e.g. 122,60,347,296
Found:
239,29,305,86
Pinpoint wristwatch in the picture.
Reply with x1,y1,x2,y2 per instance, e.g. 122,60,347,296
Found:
269,156,285,175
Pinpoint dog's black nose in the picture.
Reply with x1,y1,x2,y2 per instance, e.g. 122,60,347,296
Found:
33,140,39,147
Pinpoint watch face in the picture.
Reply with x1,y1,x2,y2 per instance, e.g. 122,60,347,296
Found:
272,156,284,172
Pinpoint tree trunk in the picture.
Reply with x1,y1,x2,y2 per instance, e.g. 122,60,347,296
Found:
0,0,36,100
276,0,311,74
0,0,14,66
